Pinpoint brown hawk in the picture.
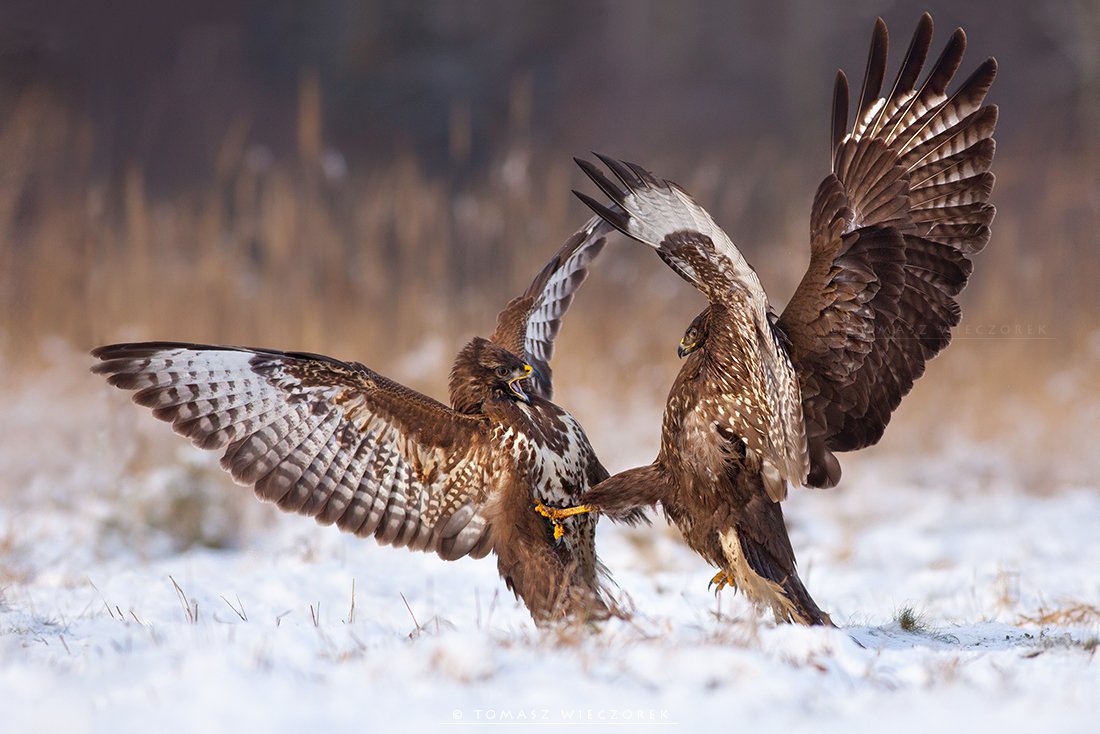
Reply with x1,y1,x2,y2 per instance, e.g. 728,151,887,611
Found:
92,216,622,626
556,15,997,625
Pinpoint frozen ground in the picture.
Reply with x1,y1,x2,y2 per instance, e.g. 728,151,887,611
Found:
1,350,1098,732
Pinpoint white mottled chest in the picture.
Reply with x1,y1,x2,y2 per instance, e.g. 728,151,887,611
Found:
494,404,591,505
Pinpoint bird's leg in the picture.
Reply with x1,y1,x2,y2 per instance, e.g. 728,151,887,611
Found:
709,570,736,593
533,501,595,541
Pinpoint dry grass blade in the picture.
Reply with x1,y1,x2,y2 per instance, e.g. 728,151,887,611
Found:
169,576,199,625
399,592,424,638
220,594,248,622
1019,602,1100,627
345,578,356,625
310,602,321,628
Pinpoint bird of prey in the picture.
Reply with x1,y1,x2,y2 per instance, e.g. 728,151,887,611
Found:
92,216,620,626
555,14,997,625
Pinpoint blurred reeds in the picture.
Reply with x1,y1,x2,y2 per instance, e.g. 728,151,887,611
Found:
1,79,1098,485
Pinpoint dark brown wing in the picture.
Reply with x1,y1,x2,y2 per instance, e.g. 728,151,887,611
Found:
777,14,997,486
491,216,612,399
92,342,500,561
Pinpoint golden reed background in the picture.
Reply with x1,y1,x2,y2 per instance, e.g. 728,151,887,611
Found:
2,2,1099,489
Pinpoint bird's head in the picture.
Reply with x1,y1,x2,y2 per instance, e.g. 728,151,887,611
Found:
450,337,533,413
678,308,711,358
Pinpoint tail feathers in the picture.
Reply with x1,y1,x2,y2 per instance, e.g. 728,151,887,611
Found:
495,493,620,626
592,557,635,621
545,557,635,627
502,553,621,627
777,573,834,627
564,548,627,623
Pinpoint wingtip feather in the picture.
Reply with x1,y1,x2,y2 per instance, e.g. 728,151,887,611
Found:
593,153,643,194
855,17,890,135
572,190,629,233
576,156,628,203
831,70,849,164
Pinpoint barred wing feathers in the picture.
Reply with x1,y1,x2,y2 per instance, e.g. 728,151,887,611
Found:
778,14,997,486
491,216,612,398
575,155,765,301
92,342,498,561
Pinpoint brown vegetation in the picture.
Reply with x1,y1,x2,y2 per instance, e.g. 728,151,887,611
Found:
1020,602,1100,627
1,33,1098,487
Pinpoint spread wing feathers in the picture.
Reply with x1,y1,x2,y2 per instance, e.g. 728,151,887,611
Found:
837,14,998,250
574,155,766,302
779,14,997,487
91,342,499,561
491,216,612,399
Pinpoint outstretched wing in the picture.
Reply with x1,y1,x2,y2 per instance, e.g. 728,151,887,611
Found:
574,155,765,303
491,216,612,399
92,342,500,561
777,14,997,486
575,158,809,498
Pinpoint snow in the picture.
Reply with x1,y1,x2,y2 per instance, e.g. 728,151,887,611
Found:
1,350,1097,733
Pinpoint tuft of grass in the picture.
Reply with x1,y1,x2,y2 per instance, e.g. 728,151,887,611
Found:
895,606,931,634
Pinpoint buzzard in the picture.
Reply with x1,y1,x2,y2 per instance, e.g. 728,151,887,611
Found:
92,216,621,626
555,15,997,625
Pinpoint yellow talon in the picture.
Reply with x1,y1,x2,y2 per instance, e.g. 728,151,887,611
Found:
533,501,565,540
709,571,736,592
533,501,595,542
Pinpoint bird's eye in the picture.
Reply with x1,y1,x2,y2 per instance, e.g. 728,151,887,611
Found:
495,366,510,378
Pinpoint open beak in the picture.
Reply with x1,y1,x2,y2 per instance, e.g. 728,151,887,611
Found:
508,364,533,403
677,339,694,359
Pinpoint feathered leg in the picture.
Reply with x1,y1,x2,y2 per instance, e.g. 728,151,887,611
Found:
718,525,833,627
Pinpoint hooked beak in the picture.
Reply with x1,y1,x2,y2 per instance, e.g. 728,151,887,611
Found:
677,339,696,359
508,364,533,403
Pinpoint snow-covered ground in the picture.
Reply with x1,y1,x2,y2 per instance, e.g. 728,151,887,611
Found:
1,347,1097,732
